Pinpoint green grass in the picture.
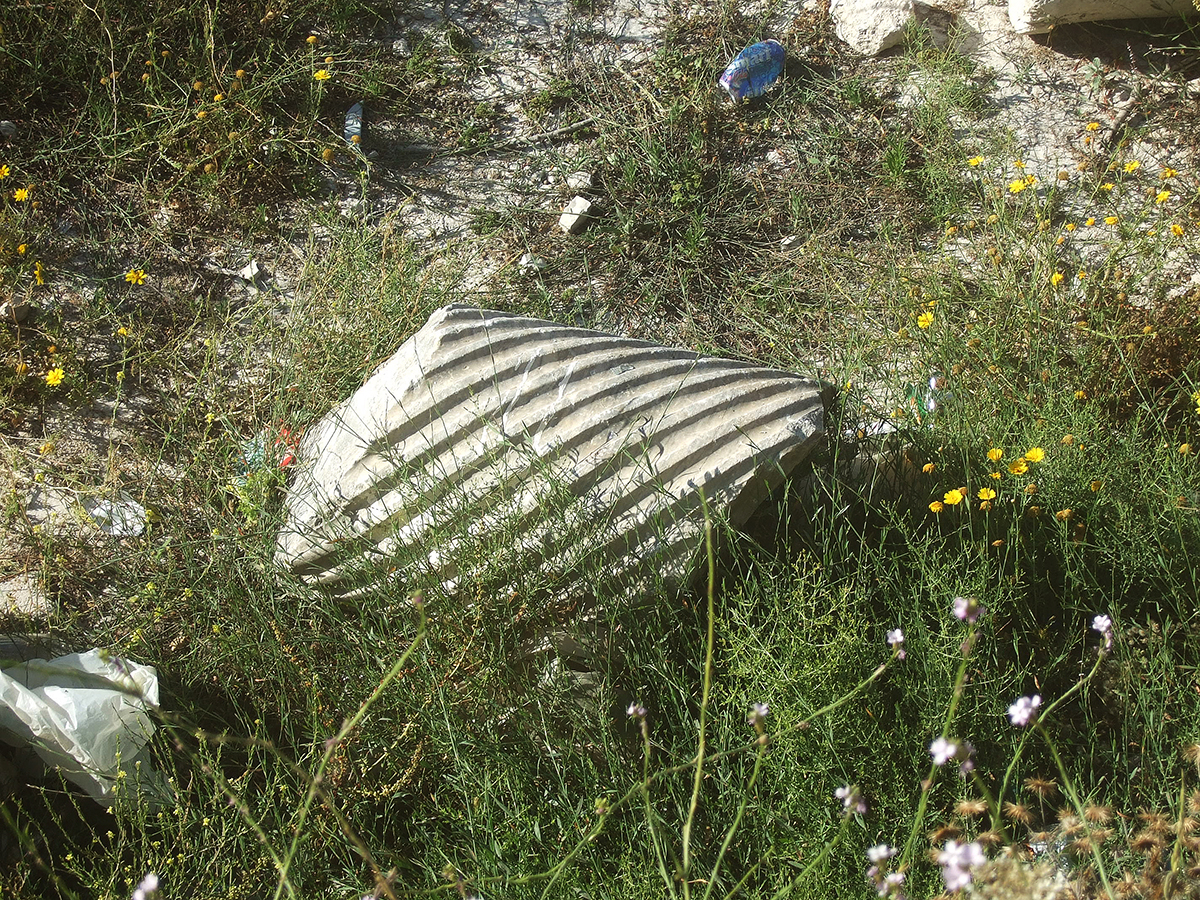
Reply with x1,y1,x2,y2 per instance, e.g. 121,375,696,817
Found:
3,2,1200,899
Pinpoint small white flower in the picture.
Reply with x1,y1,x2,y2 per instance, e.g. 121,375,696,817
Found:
938,840,985,891
1007,694,1042,727
868,843,897,863
930,736,958,766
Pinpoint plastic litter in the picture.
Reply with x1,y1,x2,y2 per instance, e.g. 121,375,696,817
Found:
344,102,363,146
719,40,785,103
0,649,172,805
83,493,148,537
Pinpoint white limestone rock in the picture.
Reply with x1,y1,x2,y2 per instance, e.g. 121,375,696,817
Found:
558,195,594,234
831,0,913,55
1009,0,1196,34
277,305,828,600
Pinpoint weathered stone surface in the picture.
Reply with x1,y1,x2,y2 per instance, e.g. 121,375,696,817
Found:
277,305,828,598
0,574,51,620
1009,0,1196,34
831,0,913,55
558,195,593,234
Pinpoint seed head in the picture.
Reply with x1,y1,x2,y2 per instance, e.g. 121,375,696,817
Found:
1003,801,1033,826
956,798,989,818
1024,776,1059,799
1083,805,1111,824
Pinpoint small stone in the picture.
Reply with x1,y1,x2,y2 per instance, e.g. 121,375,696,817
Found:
392,37,411,56
565,171,594,191
558,196,594,234
781,235,802,252
238,258,266,286
0,121,16,140
1,296,30,324
518,252,547,273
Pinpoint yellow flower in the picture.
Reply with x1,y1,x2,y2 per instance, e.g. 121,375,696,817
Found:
968,156,984,166
1023,447,1045,463
236,69,247,78
117,326,129,337
1156,190,1170,204
943,489,964,506
1104,215,1119,225
34,261,43,285
1062,434,1074,445
979,499,992,511
1100,182,1114,191
1024,482,1037,495
1123,160,1140,173
306,35,319,44
1090,479,1103,491
196,110,208,119
1065,223,1076,232
1008,179,1027,194
929,500,944,513
1051,272,1064,286
13,187,29,201
125,268,147,285
1085,122,1100,132
1055,508,1073,521
987,447,1003,462
193,80,204,91
313,69,331,82
977,487,996,501
1008,458,1029,475
1181,443,1192,456
917,311,934,329
1161,167,1178,179
15,361,28,376
1077,271,1087,281
1074,389,1087,400
988,471,1002,480
1013,160,1026,169
17,243,27,255
1085,217,1095,227
0,164,9,179
922,462,936,474
44,368,64,387
1172,224,1186,237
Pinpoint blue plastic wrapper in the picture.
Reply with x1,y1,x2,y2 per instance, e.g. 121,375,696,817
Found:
719,39,785,103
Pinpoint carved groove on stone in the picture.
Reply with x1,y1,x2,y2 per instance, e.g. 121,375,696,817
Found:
277,305,828,598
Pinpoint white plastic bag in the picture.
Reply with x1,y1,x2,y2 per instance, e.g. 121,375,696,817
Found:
0,649,171,805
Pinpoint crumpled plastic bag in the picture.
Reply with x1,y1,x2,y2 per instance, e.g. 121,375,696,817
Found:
0,649,172,806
